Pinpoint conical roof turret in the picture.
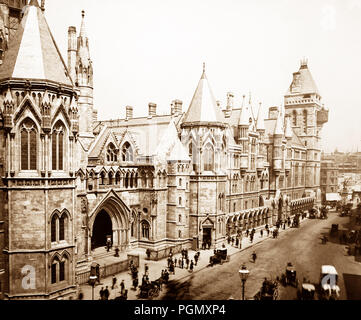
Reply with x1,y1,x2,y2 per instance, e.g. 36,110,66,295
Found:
182,64,225,127
0,2,73,86
256,102,265,131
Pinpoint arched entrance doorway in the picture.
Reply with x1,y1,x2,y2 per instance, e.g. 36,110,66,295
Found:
92,210,113,250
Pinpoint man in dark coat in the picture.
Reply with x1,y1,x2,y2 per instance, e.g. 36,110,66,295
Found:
103,286,110,300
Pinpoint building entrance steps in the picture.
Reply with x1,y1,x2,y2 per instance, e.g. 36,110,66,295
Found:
77,216,310,300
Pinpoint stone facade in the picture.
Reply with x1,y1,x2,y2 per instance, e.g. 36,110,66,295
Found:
0,1,328,299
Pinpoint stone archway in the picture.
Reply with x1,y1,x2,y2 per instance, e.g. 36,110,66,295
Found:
91,209,113,250
89,192,130,254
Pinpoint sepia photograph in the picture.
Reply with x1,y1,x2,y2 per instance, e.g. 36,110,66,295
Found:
0,0,360,308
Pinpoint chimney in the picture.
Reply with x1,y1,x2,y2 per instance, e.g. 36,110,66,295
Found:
148,103,157,117
41,0,45,11
225,92,234,118
126,106,133,120
268,106,279,120
172,100,183,115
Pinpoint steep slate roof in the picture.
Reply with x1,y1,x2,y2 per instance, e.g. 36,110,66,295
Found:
0,1,73,86
182,67,224,125
286,62,319,96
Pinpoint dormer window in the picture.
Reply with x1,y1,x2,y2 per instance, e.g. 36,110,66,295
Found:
122,142,133,162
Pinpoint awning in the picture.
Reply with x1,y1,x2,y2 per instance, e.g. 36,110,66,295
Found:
326,193,341,202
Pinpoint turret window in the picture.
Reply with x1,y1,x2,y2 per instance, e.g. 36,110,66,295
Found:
203,143,214,171
51,122,65,171
303,110,307,134
20,118,37,171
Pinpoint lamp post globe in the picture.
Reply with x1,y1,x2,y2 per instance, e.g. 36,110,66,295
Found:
89,275,97,300
239,264,249,300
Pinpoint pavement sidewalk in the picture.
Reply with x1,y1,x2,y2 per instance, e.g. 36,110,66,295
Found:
78,216,309,300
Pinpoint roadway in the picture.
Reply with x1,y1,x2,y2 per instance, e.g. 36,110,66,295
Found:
159,210,361,300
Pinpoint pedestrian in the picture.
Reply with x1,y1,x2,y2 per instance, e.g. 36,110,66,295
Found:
186,257,190,269
283,222,286,230
250,234,254,243
120,280,125,294
190,260,194,272
181,258,184,269
252,251,257,263
78,290,84,300
246,229,249,237
235,237,239,247
112,276,117,289
260,229,263,238
99,287,104,300
194,254,199,266
231,237,234,246
106,238,111,252
103,286,110,300
174,258,177,268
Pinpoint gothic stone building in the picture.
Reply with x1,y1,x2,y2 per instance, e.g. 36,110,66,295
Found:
0,1,328,299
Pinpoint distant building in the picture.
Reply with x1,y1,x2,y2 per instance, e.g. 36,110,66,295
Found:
320,158,339,203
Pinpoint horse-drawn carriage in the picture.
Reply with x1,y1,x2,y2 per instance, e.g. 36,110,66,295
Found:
281,263,299,287
138,279,161,299
209,248,230,266
308,208,317,219
254,279,279,300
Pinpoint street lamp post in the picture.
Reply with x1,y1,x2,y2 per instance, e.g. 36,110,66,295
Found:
89,275,97,300
239,264,249,300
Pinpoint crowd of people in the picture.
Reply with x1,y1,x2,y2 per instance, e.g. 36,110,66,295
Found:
166,249,200,274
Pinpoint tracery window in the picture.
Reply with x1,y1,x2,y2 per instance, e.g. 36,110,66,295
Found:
122,142,133,162
21,118,37,171
141,221,150,239
52,122,65,171
203,143,214,171
106,143,118,162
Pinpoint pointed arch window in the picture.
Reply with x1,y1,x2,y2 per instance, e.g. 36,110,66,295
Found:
52,122,65,171
303,110,307,134
51,215,57,242
21,118,37,171
203,143,214,171
189,142,196,172
122,142,133,162
293,110,297,126
106,143,118,162
141,220,150,239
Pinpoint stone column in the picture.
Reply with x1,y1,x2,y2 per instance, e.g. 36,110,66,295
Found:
10,132,15,173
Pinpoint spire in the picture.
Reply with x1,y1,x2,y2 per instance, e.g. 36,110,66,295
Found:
285,115,293,138
274,107,284,135
239,95,251,126
256,102,265,131
182,64,225,126
29,0,40,7
80,10,87,38
0,4,72,86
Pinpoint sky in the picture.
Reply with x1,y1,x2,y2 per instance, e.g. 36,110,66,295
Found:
44,0,361,153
